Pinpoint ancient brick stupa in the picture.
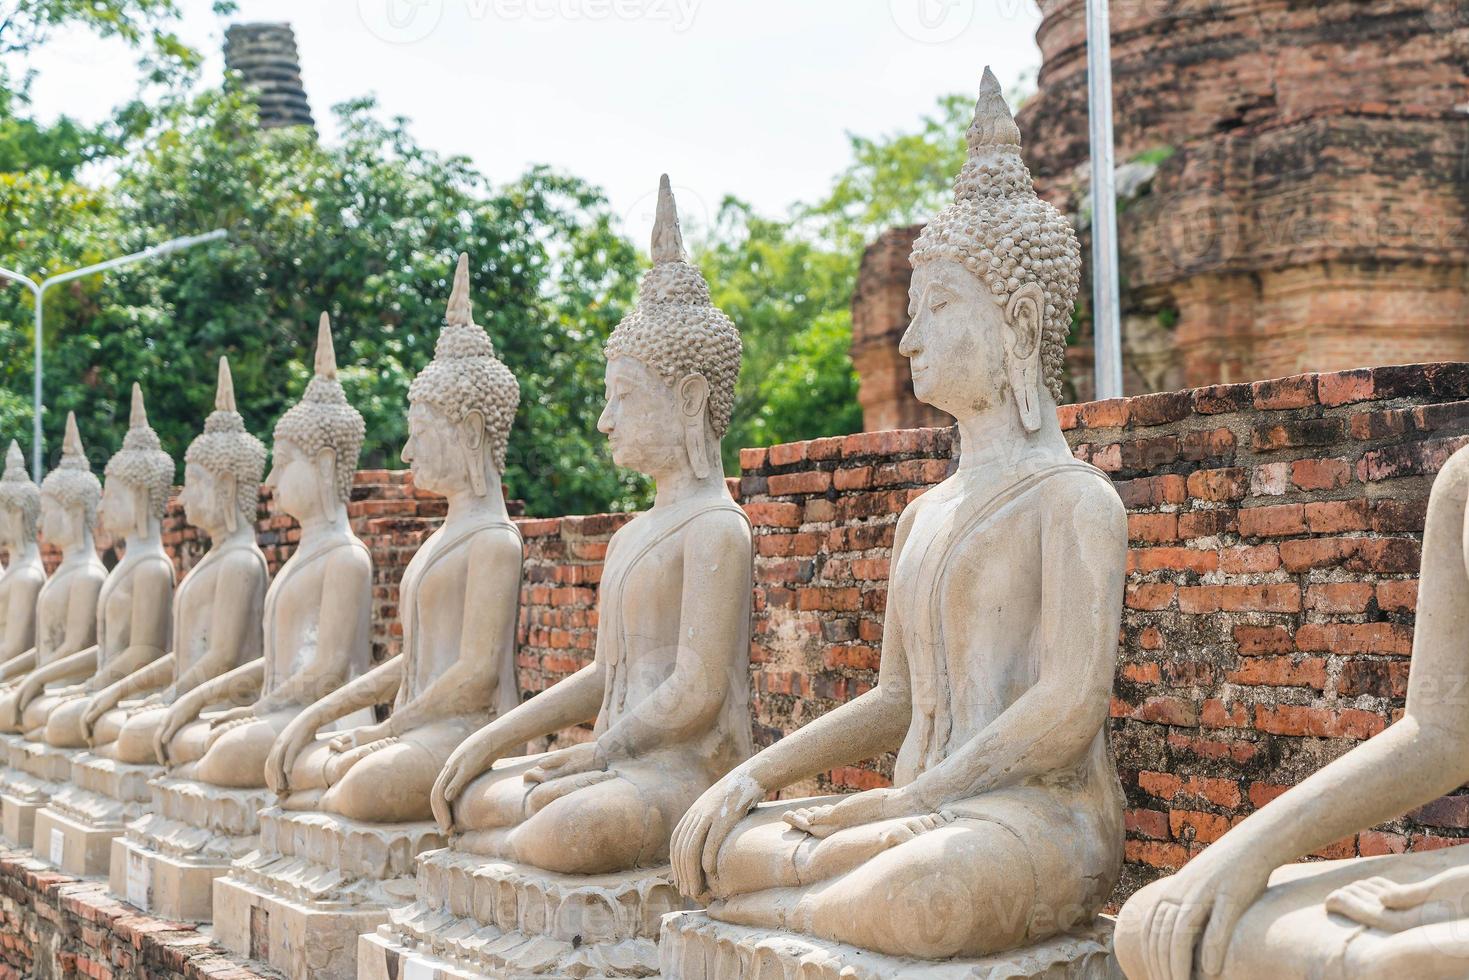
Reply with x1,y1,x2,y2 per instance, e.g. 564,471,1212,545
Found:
224,22,315,132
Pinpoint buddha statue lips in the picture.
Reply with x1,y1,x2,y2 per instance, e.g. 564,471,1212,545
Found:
81,358,268,765
429,176,754,877
667,68,1127,964
262,252,525,825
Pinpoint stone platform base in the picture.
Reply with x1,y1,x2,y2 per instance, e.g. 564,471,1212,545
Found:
363,849,687,978
112,776,272,922
214,808,443,980
33,754,161,876
33,804,114,875
659,912,1120,980
0,791,39,848
0,740,76,848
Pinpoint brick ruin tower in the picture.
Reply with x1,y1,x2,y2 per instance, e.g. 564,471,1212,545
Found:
851,1,1468,427
224,23,315,132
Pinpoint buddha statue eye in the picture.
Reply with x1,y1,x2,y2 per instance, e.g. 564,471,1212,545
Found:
930,299,949,314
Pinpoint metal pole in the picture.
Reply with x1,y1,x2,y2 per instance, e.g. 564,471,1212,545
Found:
0,229,227,480
1086,0,1124,400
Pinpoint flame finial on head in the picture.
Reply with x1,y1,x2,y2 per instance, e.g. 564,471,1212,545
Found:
109,383,174,520
3,441,25,482
314,312,338,381
42,411,101,525
447,252,473,327
968,65,1022,153
215,357,236,413
129,383,148,429
651,174,686,266
61,412,86,468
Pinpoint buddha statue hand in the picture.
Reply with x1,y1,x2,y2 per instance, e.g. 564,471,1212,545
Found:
1325,867,1469,933
672,768,769,901
433,730,504,832
1126,840,1272,980
523,742,605,784
266,711,317,796
328,720,394,753
211,704,255,728
783,786,932,838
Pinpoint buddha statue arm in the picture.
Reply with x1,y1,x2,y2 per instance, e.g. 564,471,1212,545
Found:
265,655,403,794
0,571,42,662
385,527,522,735
58,568,104,660
431,660,605,831
170,550,264,697
898,487,1127,811
80,654,175,740
85,561,173,693
254,545,371,713
154,656,264,763
594,511,752,763
7,644,98,722
0,649,36,683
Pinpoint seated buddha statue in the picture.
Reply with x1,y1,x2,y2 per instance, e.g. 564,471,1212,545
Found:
78,359,268,764
0,442,44,674
668,69,1128,965
6,386,176,745
429,176,754,876
152,314,372,789
0,414,107,724
264,253,524,824
1116,442,1469,979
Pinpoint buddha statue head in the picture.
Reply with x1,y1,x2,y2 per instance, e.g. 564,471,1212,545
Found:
266,314,365,522
40,413,102,552
404,252,520,498
904,67,1082,431
601,175,741,481
181,357,267,538
0,440,39,556
99,384,175,541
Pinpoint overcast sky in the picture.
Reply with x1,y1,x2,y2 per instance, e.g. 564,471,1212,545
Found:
22,0,1042,245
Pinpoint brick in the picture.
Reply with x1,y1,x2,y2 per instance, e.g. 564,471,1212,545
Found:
767,442,808,467
1192,383,1253,415
1291,457,1352,491
1179,584,1299,613
739,447,769,472
1358,831,1409,857
1252,417,1345,452
1318,368,1375,407
1220,544,1281,574
1180,427,1237,462
1296,622,1414,655
1128,390,1195,426
1303,499,1369,533
1187,468,1248,501
1225,656,1327,689
1116,475,1188,508
1338,659,1411,698
1125,808,1171,840
1254,705,1386,740
1120,435,1182,471
1125,839,1190,871
766,470,832,496
1201,698,1250,728
1377,579,1418,613
1079,398,1130,428
1304,582,1375,614
1128,513,1180,543
1170,809,1232,844
1166,732,1259,764
1239,504,1306,537
1128,547,1219,575
1056,404,1083,430
1180,509,1237,538
1410,796,1469,830
1250,461,1290,496
1252,373,1318,409
1234,625,1294,655
1126,583,1176,610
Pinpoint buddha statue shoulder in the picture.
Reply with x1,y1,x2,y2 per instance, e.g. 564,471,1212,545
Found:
668,69,1128,964
0,414,107,725
14,385,176,746
429,176,754,876
153,315,372,789
82,359,268,765
1116,450,1469,979
263,253,525,824
0,442,44,673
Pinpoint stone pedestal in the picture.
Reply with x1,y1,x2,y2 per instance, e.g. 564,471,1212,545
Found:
110,775,269,922
359,849,687,979
0,737,76,850
659,913,1120,980
33,753,159,876
214,807,442,980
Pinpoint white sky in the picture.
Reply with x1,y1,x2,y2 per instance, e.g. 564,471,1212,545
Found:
20,0,1042,245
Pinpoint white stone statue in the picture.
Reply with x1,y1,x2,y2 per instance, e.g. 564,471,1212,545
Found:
362,177,753,979
214,254,525,979
115,315,372,922
1116,441,1469,979
79,358,268,763
0,442,44,675
8,385,176,746
661,69,1126,979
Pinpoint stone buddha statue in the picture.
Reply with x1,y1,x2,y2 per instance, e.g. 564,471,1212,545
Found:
0,414,106,714
265,254,523,824
215,254,526,980
662,70,1127,977
1115,441,1469,979
6,385,176,746
363,178,753,979
0,442,44,674
154,313,372,786
78,358,268,763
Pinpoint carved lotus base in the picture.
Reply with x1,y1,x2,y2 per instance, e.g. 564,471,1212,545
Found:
33,754,162,875
112,776,272,921
0,740,78,848
214,808,443,980
658,912,1119,980
359,849,688,978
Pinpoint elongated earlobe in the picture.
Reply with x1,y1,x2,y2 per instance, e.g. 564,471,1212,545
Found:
220,474,239,535
133,487,150,540
1005,283,1046,433
315,449,338,517
459,411,488,498
678,375,711,479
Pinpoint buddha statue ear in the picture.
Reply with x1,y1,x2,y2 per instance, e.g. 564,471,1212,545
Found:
1004,282,1046,433
132,483,150,539
458,410,489,498
677,374,711,480
219,473,239,534
314,448,339,517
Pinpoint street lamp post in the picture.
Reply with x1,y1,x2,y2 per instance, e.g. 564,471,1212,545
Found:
0,229,227,480
1087,0,1124,400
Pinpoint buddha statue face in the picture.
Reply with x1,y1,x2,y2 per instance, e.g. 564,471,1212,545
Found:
97,477,145,539
401,401,477,497
902,258,1048,424
179,462,227,535
598,355,706,478
0,503,23,552
40,494,84,551
264,437,337,522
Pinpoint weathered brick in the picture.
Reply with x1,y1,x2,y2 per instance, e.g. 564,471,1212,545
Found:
1252,373,1318,410
1187,468,1248,501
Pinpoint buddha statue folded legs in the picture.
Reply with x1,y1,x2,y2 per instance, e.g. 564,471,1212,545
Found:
1116,440,1469,980
662,70,1127,980
113,315,372,923
363,178,754,980
215,255,527,980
